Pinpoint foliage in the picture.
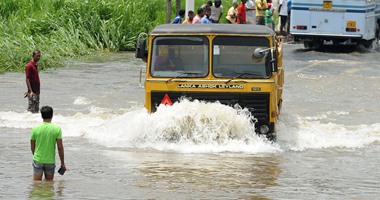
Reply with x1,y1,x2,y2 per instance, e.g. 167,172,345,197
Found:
0,0,166,72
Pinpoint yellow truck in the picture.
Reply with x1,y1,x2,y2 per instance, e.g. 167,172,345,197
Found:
135,24,284,141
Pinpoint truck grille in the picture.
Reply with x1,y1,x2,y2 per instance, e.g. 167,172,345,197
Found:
151,92,270,122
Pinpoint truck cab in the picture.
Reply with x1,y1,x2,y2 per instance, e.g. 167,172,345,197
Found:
136,24,284,141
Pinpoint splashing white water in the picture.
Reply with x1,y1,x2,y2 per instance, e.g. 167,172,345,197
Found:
1,99,379,154
277,112,380,151
77,99,280,154
73,96,91,105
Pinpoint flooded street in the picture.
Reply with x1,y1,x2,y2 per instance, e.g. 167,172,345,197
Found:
1,43,380,199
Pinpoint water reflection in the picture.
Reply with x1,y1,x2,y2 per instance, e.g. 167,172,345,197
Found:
29,180,65,200
135,153,281,198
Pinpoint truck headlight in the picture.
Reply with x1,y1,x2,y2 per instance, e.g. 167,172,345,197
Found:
259,124,270,134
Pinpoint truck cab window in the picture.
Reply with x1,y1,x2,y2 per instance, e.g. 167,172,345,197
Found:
212,36,271,78
150,36,209,78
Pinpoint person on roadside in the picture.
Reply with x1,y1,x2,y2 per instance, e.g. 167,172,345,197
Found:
237,0,247,24
226,2,238,24
245,0,255,24
31,106,66,181
192,7,205,24
287,0,292,34
265,3,274,30
268,0,275,28
25,50,41,113
201,8,213,24
255,0,268,25
201,1,213,11
183,10,195,24
172,9,186,24
210,0,223,23
279,0,288,35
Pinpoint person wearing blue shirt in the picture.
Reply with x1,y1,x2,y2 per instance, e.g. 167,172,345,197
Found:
287,0,292,34
287,0,292,10
201,8,213,24
172,9,186,24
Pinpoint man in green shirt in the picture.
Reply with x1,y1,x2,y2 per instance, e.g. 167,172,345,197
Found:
265,3,273,30
30,106,66,181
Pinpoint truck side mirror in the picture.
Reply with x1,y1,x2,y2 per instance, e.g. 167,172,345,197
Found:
252,47,267,63
253,47,267,59
135,39,147,59
252,47,277,72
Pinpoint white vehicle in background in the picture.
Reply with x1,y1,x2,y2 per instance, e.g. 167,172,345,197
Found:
290,0,380,49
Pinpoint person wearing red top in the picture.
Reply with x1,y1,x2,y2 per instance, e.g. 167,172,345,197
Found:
25,50,41,113
237,0,247,24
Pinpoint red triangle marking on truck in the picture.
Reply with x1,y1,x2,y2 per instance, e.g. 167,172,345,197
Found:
160,94,173,106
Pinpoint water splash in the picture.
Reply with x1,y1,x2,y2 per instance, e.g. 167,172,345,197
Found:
277,112,380,151
73,96,91,105
78,99,279,154
2,100,379,154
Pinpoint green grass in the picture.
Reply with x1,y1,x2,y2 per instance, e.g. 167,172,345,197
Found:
0,0,242,73
0,0,167,72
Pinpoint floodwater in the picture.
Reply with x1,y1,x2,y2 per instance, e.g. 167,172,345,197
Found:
1,43,380,199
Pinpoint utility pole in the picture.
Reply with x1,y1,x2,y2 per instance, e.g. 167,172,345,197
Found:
176,0,181,14
185,0,194,19
166,0,172,23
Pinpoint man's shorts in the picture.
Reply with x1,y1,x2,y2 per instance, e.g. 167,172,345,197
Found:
280,15,288,26
33,160,56,175
256,16,265,26
27,93,40,113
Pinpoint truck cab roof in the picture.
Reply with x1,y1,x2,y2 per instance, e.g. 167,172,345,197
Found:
150,24,276,36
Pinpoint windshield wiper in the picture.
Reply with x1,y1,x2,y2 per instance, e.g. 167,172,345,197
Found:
166,72,203,82
225,72,262,84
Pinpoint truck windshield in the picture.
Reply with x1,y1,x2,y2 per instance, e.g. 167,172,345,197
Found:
150,36,209,78
212,36,272,78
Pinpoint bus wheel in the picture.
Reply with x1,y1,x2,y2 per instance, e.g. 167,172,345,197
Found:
304,40,322,50
313,39,322,50
363,40,373,49
357,39,373,52
303,41,314,50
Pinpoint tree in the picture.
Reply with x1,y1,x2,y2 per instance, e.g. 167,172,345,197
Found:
166,0,181,24
176,0,181,14
166,0,172,23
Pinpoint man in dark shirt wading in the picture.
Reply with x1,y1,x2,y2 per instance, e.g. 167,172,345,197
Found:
25,50,41,113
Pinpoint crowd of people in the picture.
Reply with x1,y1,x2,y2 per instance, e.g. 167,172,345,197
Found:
171,0,292,36
172,0,223,24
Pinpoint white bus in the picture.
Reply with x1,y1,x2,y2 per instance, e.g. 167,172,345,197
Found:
290,0,380,49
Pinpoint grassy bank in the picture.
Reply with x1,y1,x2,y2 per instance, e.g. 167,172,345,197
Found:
0,0,167,73
0,0,255,73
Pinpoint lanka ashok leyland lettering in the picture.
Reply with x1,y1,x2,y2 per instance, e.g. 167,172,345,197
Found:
135,24,284,141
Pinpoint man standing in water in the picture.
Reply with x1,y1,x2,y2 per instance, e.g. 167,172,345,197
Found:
31,106,66,181
25,50,41,113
